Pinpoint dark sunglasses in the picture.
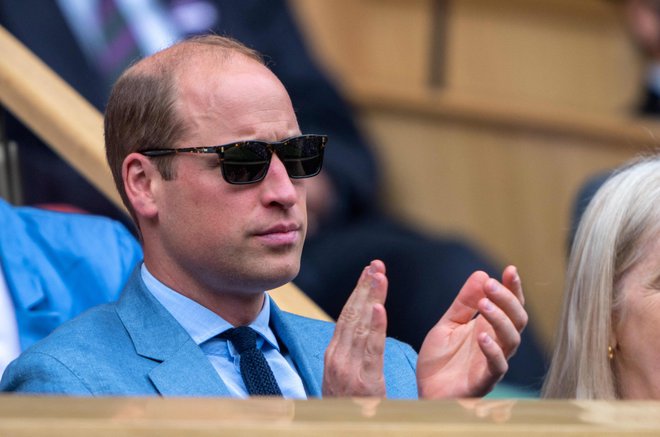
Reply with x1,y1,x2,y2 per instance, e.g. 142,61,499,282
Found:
140,134,327,185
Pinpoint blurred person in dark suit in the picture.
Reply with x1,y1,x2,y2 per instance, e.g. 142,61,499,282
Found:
570,0,660,246
624,0,660,114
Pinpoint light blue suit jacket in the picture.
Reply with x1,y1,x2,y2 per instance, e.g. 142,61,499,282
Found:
0,271,419,398
0,199,142,351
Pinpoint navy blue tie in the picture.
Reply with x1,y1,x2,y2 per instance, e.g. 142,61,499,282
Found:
221,326,282,396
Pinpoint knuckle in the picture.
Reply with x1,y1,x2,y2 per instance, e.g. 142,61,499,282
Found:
338,306,360,325
365,340,384,358
354,324,370,338
334,368,351,384
324,344,337,362
356,373,385,396
324,352,339,370
506,331,521,355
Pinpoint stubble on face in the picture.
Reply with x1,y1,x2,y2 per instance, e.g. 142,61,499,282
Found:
145,50,308,309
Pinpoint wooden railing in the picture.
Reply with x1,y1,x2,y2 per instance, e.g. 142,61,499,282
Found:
0,26,118,206
2,395,660,435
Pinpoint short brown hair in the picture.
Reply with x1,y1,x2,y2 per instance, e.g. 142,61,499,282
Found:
104,35,264,222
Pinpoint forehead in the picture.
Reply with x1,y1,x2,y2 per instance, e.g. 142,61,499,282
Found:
174,52,299,142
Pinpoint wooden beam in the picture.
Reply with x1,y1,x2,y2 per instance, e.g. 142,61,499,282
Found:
3,396,660,435
0,26,122,208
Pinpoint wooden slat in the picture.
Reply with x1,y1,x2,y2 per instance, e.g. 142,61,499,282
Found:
348,80,660,147
0,26,120,207
3,396,660,435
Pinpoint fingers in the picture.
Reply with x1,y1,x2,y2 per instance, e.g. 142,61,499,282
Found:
323,260,388,397
363,304,387,376
476,332,508,392
334,260,387,354
483,277,528,333
501,265,524,306
471,269,527,393
441,270,490,325
478,277,528,359
415,267,527,399
437,266,527,340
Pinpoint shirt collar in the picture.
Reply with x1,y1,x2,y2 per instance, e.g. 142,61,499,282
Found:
140,264,279,351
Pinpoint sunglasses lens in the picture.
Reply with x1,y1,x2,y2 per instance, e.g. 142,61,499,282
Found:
222,142,270,184
279,136,325,178
221,136,326,184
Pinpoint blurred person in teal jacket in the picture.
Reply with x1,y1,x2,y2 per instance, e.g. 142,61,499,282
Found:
0,198,142,377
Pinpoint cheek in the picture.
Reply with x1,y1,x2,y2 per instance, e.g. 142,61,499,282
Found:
298,183,307,208
159,176,240,235
617,293,660,354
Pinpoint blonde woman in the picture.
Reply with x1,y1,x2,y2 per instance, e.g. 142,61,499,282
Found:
543,154,660,399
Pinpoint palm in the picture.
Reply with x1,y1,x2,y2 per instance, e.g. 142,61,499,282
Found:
415,267,526,399
417,315,496,398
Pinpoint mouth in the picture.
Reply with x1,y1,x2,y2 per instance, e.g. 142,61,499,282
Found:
254,223,302,246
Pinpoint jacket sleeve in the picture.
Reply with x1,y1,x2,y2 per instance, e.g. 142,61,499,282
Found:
0,350,94,395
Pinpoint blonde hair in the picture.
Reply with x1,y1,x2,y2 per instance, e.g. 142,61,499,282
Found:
542,154,660,399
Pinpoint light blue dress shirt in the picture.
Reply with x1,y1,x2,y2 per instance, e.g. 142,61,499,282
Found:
140,264,307,399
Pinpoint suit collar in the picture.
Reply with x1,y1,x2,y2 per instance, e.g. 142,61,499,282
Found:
116,271,329,397
270,301,325,397
116,271,232,396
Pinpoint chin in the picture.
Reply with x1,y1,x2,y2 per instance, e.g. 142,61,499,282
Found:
263,262,300,290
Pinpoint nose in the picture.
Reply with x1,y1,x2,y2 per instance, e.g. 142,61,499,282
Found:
259,155,301,209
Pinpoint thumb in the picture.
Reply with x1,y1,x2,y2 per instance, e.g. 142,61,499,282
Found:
439,270,490,325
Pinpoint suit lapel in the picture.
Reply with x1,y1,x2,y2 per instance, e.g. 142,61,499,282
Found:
270,300,330,397
115,271,232,396
147,342,232,396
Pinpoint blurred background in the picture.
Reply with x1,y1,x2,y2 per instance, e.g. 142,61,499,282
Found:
289,0,658,350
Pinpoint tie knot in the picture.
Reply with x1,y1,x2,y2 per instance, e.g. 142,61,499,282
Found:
221,326,258,354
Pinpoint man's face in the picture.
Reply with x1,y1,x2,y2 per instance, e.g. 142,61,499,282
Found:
149,54,307,296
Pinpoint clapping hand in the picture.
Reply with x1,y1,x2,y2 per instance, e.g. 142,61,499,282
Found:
416,266,527,398
322,261,527,399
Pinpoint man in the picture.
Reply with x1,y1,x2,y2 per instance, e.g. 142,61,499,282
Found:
0,35,527,398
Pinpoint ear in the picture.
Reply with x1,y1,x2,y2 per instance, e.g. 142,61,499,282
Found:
123,153,160,220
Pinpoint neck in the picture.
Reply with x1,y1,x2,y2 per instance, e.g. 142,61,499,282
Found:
143,256,266,326
185,287,266,327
